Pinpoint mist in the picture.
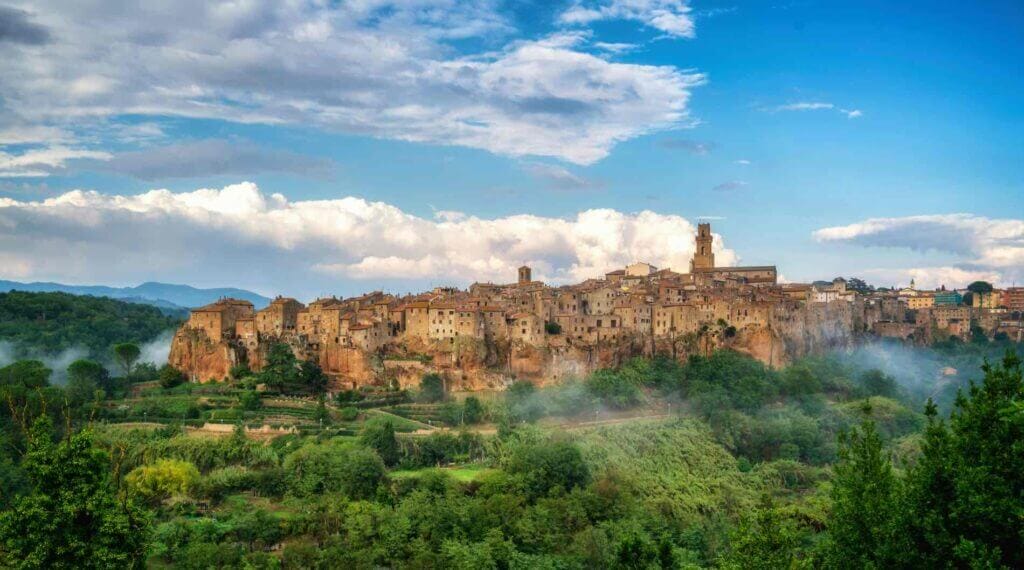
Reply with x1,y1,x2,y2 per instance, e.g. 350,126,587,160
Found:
139,330,174,366
0,340,90,385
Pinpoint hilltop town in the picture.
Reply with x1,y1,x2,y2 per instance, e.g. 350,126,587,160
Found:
169,223,1024,390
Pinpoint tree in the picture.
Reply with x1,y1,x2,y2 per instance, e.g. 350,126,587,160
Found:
722,495,805,569
858,369,899,399
825,415,899,568
66,359,109,405
125,459,200,506
463,396,484,424
419,373,446,403
158,364,186,389
544,321,562,335
112,342,141,377
503,439,590,500
299,359,328,395
966,281,993,294
0,417,150,568
360,416,399,466
846,277,874,295
0,360,51,389
506,380,544,423
337,447,387,500
259,343,299,391
585,369,641,409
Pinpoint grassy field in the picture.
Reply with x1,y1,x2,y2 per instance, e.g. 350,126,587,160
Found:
389,464,497,482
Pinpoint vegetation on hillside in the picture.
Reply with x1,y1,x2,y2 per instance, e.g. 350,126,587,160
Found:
0,317,1021,567
0,291,180,359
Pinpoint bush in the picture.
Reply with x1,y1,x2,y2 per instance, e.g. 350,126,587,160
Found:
229,363,251,380
125,458,200,505
545,321,562,335
159,365,186,389
339,406,360,421
238,390,261,411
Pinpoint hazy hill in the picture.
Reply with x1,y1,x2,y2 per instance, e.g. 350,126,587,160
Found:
0,291,182,360
0,280,271,310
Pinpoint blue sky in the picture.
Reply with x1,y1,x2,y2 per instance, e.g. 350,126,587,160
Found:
1,1,1022,299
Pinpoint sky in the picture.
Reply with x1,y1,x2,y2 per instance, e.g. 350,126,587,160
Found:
0,0,1022,301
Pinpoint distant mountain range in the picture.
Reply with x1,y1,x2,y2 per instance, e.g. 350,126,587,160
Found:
0,280,271,313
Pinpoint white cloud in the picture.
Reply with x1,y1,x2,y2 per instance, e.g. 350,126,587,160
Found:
774,102,834,112
0,181,738,298
560,1,696,38
0,1,704,165
768,101,863,120
734,159,750,165
814,214,1024,287
0,145,111,177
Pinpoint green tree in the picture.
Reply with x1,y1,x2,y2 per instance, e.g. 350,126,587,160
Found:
722,495,806,569
943,352,1024,566
112,342,141,377
463,396,484,424
338,447,387,500
825,414,899,568
966,281,993,294
503,439,590,500
259,343,299,391
66,359,108,406
158,364,186,389
585,369,641,409
299,359,328,395
0,417,150,569
506,380,544,423
361,416,400,467
0,360,51,389
419,373,446,403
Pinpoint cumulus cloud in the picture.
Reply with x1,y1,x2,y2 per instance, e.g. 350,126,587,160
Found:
0,1,704,165
560,0,696,38
99,139,335,181
0,181,738,298
814,214,1024,287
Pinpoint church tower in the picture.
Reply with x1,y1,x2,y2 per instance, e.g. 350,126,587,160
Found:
690,223,715,271
518,265,532,285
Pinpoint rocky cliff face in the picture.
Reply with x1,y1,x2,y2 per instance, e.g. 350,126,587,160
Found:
168,328,242,382
169,301,864,389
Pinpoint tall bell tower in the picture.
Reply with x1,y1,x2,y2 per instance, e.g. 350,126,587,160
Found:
690,223,715,271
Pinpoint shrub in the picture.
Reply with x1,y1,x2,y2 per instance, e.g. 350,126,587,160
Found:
125,458,200,505
158,365,186,389
339,406,360,421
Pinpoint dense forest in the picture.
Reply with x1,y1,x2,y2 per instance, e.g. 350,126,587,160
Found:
0,291,181,360
0,329,1021,567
